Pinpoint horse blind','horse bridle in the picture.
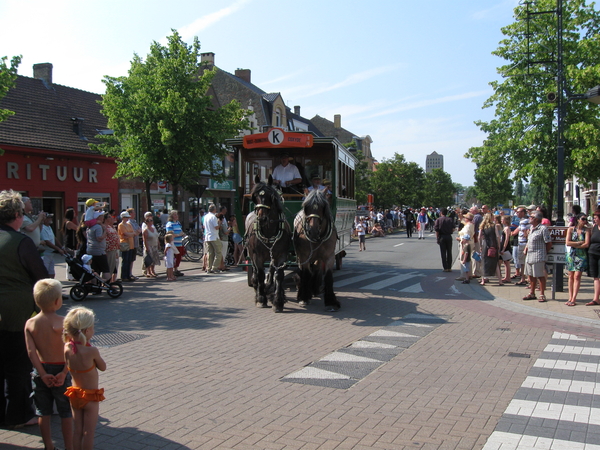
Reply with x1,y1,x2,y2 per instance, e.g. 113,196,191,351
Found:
302,211,333,244
252,191,286,246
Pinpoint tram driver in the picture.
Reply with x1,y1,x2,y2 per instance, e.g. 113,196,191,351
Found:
272,152,303,194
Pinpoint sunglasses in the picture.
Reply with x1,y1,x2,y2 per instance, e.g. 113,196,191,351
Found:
581,217,588,221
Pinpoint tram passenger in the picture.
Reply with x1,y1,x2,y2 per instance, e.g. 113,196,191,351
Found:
272,152,302,194
305,174,331,195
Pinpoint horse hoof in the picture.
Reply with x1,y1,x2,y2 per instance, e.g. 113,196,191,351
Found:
256,302,269,308
299,300,309,307
325,305,340,312
273,307,283,313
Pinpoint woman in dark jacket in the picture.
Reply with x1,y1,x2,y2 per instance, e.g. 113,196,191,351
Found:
0,190,48,428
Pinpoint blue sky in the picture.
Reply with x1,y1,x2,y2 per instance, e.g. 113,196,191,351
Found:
0,0,520,187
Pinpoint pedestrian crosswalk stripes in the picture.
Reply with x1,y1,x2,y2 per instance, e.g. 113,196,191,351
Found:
482,332,600,450
334,271,382,287
534,359,600,373
281,313,450,389
359,271,424,290
505,400,600,425
209,268,428,293
177,267,430,294
521,376,600,394
484,432,600,450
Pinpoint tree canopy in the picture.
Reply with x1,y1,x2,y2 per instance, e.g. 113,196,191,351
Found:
93,30,248,209
0,55,21,124
369,153,425,208
423,169,455,207
466,0,600,212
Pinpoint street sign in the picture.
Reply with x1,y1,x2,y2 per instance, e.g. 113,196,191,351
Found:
547,226,568,261
548,226,568,244
243,128,313,149
547,253,566,263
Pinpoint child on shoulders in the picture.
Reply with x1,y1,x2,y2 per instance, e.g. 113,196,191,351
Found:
83,198,105,228
25,278,73,450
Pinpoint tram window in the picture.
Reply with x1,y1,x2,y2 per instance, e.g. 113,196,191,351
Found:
304,157,332,187
242,157,273,194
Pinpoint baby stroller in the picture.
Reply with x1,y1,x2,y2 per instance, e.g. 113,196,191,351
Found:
65,254,123,301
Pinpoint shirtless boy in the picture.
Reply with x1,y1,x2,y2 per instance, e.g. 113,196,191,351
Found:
25,278,73,450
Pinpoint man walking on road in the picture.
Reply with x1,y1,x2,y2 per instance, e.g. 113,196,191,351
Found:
434,208,455,272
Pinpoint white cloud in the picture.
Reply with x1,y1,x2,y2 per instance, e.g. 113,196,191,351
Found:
366,90,491,119
177,0,251,41
471,0,519,21
287,64,402,100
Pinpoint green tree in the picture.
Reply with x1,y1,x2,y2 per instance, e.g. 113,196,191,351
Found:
422,169,454,207
452,182,466,206
467,0,600,215
93,30,248,209
470,143,514,207
0,55,21,137
464,186,478,206
370,153,424,208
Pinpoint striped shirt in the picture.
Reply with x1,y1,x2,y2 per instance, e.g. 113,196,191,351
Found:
166,221,183,247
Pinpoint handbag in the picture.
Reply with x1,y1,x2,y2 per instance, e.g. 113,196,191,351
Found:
143,254,153,267
501,250,512,261
120,241,130,252
472,251,481,262
487,247,497,258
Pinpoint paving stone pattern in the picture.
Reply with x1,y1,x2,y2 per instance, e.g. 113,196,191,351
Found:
283,313,449,389
483,332,600,450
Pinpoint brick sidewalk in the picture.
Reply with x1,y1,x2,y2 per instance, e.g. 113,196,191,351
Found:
2,255,598,449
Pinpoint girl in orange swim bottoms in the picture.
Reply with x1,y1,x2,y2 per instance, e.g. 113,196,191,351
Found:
63,306,106,450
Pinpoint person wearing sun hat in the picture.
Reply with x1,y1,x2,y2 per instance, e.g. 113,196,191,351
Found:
83,198,105,228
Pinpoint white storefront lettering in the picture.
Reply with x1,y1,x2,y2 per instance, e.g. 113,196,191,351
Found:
6,162,99,183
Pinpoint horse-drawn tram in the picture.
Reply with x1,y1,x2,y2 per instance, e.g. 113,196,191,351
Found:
226,128,357,312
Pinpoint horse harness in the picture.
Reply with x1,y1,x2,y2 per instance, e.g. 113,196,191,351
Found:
252,190,287,248
302,210,333,244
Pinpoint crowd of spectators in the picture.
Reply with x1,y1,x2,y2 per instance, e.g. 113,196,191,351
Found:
355,202,600,308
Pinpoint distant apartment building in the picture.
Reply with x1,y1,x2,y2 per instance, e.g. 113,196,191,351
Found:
425,151,443,173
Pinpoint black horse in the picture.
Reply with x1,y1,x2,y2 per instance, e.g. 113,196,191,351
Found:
293,189,340,311
245,175,291,312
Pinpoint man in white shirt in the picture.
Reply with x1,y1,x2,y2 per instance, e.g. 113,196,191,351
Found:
39,214,65,278
204,204,222,273
20,197,46,246
272,152,302,194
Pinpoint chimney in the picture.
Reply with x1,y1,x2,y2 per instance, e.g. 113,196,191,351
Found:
334,114,341,129
294,106,300,116
200,52,215,66
235,69,251,83
33,63,53,86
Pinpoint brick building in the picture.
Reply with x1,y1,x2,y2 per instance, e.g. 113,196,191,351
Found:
0,63,118,229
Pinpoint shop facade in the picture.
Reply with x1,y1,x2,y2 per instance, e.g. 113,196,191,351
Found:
0,145,118,224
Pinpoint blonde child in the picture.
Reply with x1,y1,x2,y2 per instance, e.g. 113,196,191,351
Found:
83,198,105,228
164,233,177,281
25,279,74,450
460,235,472,284
63,307,106,450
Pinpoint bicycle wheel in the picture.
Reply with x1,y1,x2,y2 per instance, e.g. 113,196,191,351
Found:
184,240,203,262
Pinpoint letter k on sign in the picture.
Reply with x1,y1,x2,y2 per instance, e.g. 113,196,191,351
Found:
268,129,282,145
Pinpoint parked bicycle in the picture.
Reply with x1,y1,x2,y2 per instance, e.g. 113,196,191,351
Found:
183,233,204,262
